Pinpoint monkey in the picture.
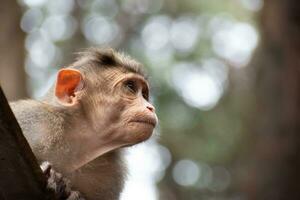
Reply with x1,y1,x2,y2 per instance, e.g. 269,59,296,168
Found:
9,48,158,200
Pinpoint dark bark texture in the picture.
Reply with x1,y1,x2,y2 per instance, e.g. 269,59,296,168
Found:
0,87,52,200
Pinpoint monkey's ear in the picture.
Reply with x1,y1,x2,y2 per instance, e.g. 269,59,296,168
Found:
55,69,84,106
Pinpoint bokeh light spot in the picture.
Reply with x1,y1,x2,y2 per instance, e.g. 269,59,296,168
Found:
121,139,170,200
172,62,225,110
170,17,200,52
25,30,57,68
21,0,47,7
240,0,263,11
211,18,259,67
121,0,163,14
172,159,200,186
83,15,120,45
21,8,43,33
46,0,74,14
142,16,171,51
90,0,119,18
197,162,213,189
41,15,77,42
209,166,231,192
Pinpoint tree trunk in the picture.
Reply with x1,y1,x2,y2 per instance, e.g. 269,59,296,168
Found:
0,0,27,101
244,0,300,199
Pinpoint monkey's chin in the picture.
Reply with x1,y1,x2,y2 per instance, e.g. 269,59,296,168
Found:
127,122,155,144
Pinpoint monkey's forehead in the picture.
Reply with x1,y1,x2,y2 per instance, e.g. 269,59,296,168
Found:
72,48,147,77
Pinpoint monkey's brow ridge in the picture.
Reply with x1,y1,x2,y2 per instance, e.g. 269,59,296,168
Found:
74,47,146,77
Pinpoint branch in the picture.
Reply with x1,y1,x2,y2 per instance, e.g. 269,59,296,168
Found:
0,86,54,199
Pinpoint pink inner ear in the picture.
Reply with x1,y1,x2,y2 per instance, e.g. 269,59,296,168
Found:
55,69,83,103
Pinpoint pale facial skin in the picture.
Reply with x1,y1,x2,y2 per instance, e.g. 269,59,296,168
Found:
54,67,158,172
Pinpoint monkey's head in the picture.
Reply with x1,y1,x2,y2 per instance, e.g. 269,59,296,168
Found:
54,48,157,151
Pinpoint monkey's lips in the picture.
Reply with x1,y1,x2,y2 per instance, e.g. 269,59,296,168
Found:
129,117,157,127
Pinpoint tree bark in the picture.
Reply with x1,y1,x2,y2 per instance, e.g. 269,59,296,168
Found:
0,86,54,199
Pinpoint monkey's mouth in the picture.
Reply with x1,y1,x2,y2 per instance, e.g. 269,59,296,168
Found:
129,118,157,127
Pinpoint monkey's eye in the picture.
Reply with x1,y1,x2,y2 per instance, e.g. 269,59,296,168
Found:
142,89,149,101
124,80,137,94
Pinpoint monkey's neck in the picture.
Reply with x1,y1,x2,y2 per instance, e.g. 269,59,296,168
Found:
67,149,126,200
42,104,125,174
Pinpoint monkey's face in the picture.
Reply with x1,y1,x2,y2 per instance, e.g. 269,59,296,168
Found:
54,54,157,169
116,73,158,145
83,68,158,148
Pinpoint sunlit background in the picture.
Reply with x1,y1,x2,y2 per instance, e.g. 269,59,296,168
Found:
2,0,265,199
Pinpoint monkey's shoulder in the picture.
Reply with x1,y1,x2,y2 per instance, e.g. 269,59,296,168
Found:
9,99,66,157
10,99,45,111
10,99,50,121
9,99,64,136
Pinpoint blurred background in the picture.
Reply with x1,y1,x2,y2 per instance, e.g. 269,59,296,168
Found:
1,0,300,199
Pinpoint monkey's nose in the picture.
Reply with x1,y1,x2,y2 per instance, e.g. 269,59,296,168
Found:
146,105,155,112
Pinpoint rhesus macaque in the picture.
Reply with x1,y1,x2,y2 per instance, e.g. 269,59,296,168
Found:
10,48,158,200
